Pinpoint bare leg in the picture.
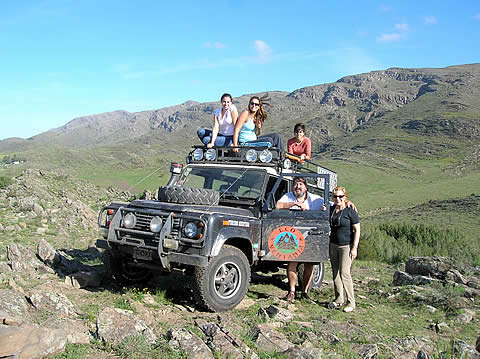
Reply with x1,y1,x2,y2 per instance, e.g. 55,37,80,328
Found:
302,263,314,292
287,262,298,292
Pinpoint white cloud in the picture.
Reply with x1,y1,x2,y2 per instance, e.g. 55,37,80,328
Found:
474,14,480,20
376,33,402,43
202,41,226,49
395,23,409,31
379,5,392,12
424,16,438,24
254,40,272,64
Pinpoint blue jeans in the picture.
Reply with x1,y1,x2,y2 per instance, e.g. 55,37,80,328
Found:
245,133,284,151
197,128,233,146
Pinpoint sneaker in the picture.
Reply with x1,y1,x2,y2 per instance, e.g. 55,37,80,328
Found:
282,291,295,303
327,302,343,309
343,305,354,313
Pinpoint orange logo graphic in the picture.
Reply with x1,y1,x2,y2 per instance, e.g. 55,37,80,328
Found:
268,226,305,260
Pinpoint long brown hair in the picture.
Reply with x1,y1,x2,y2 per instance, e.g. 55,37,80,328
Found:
248,95,270,135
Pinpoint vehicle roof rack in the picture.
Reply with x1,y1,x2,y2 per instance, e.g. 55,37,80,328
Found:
185,146,337,190
186,145,284,168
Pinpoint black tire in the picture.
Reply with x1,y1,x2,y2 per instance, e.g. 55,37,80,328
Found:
103,250,152,286
158,186,220,205
192,245,251,312
298,263,325,291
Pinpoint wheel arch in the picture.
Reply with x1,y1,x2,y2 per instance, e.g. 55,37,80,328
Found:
211,236,254,265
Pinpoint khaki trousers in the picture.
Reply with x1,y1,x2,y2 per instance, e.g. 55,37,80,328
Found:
329,243,355,307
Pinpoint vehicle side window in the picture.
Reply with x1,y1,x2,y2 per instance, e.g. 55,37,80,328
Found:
265,176,288,210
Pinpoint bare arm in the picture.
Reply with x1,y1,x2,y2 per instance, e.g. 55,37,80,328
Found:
207,115,221,148
350,223,360,260
276,200,307,210
304,137,311,160
233,110,248,152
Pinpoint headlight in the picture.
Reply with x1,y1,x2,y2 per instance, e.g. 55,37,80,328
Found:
123,213,137,229
193,148,203,161
205,148,217,161
283,158,292,169
245,149,258,162
259,149,272,163
150,216,163,233
184,222,199,238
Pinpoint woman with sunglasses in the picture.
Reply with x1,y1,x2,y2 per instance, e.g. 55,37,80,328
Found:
232,96,284,151
287,122,311,162
328,186,360,313
197,93,238,148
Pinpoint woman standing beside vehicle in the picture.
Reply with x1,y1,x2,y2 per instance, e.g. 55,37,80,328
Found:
328,186,360,313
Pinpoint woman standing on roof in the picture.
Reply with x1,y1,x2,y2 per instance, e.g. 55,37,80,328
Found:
232,95,284,151
197,93,238,148
287,123,311,162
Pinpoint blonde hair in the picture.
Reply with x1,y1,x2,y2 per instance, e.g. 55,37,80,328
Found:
332,186,347,200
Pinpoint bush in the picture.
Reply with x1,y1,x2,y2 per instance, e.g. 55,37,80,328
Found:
0,176,12,189
359,222,478,266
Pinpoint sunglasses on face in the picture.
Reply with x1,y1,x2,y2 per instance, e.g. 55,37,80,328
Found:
250,102,260,107
333,194,345,199
295,130,305,134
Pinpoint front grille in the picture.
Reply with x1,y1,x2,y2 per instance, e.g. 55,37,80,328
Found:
124,210,181,237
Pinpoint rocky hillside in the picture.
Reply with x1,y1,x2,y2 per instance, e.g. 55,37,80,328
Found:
0,169,479,358
2,64,479,154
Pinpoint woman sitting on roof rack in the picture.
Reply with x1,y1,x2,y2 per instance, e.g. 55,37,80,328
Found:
197,93,239,148
232,95,284,152
287,122,311,162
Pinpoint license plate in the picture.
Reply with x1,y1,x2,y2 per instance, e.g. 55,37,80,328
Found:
133,247,153,261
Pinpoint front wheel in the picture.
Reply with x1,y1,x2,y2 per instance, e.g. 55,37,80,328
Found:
192,245,251,312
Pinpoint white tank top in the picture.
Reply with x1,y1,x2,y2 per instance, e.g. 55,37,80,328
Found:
214,104,237,136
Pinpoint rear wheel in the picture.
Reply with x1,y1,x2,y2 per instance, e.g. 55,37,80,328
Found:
103,250,152,286
192,245,250,312
298,263,325,291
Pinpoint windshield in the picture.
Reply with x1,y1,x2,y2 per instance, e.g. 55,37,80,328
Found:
178,166,266,199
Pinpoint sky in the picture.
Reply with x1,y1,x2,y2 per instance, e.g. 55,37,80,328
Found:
1,1,479,140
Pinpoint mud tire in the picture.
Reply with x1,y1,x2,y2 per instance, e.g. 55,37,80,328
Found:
158,186,220,205
192,245,250,312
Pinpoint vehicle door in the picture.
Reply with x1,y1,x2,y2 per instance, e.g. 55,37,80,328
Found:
260,173,331,263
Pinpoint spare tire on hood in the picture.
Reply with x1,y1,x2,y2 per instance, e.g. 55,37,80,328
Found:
158,186,220,205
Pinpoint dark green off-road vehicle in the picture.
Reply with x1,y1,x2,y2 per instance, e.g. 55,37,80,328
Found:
97,146,337,311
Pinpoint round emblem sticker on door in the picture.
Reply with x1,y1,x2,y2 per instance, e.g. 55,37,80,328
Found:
268,226,305,260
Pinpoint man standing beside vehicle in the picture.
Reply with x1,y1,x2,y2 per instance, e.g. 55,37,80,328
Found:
276,177,325,302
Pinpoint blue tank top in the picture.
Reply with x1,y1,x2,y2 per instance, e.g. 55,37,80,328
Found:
238,117,257,143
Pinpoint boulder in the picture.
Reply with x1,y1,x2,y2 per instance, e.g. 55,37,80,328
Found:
405,257,453,278
65,271,102,288
37,238,57,265
7,243,53,274
354,344,378,359
0,324,67,359
27,290,79,318
0,289,29,320
196,320,258,359
249,323,294,353
265,305,294,322
168,328,214,359
392,271,434,286
96,307,156,345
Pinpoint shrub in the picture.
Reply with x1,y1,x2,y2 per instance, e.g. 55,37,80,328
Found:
359,222,478,266
0,176,12,189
